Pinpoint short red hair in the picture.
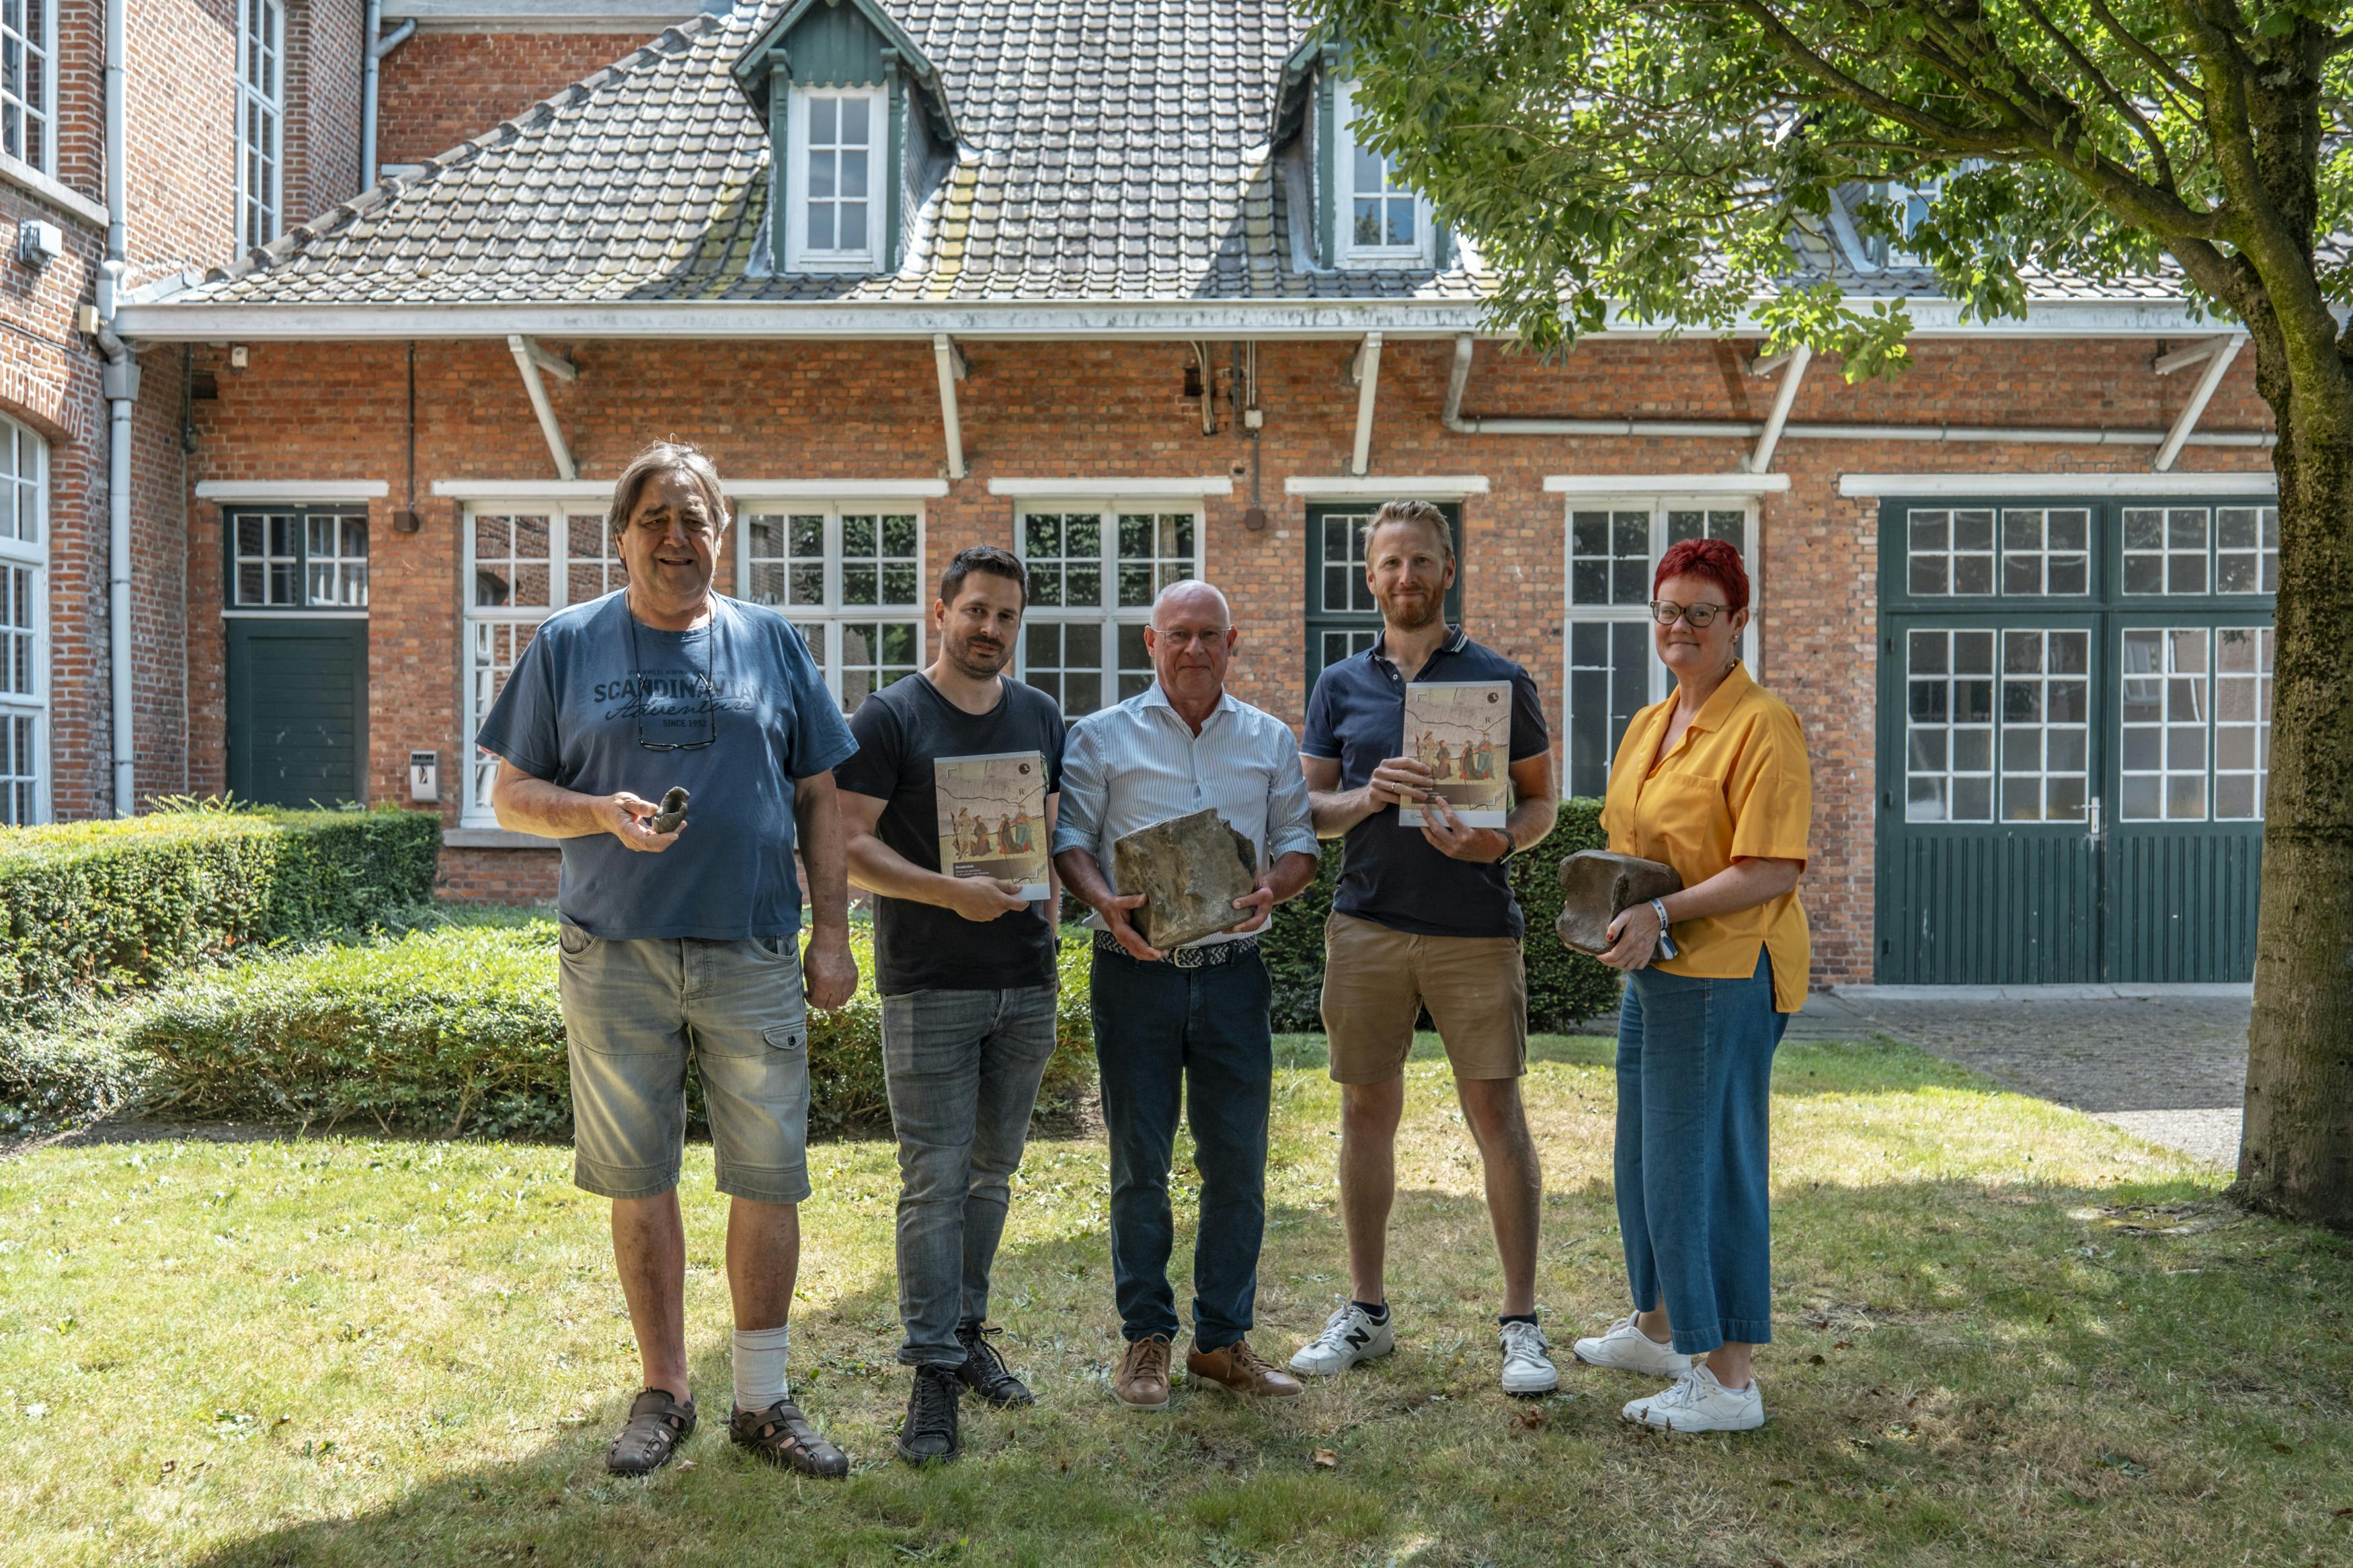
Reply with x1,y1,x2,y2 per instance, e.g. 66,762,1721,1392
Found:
1652,537,1750,615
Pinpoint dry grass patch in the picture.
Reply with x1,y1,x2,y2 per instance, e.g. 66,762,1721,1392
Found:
3,1033,2349,1567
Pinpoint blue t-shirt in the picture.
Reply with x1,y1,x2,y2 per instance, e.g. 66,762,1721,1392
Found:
1302,626,1550,940
473,591,858,940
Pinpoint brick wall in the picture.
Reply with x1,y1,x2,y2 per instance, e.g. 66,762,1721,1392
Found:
286,0,366,227
177,333,2274,981
375,29,657,165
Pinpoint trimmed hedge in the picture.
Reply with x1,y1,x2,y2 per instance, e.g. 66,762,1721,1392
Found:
130,915,1099,1141
1260,798,1620,1032
0,803,442,1025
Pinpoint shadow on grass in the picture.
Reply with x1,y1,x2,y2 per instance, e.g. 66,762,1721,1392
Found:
1275,1030,2001,1099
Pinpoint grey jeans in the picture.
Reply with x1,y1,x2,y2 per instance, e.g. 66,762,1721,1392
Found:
879,984,1060,1367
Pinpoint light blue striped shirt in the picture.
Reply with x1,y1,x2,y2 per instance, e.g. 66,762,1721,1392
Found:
1053,682,1320,948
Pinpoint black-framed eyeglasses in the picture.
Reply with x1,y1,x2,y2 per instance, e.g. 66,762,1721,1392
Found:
626,612,720,752
1649,599,1728,628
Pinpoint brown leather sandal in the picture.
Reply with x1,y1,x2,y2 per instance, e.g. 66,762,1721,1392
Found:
730,1397,850,1478
606,1388,696,1475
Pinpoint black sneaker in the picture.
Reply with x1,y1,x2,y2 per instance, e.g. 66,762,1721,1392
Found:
956,1322,1037,1409
897,1363,963,1465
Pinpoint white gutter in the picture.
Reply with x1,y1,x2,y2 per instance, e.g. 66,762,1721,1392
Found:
99,0,133,817
1747,345,1811,474
985,477,1234,498
1841,471,2276,498
2153,335,2244,472
932,333,966,480
506,333,576,480
1349,332,1382,477
430,477,951,499
1285,474,1490,497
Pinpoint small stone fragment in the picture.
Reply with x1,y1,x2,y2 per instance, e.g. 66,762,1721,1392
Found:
651,786,689,834
1555,850,1683,955
1111,808,1259,951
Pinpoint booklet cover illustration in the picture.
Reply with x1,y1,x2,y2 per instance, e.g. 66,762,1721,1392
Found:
1400,682,1511,828
934,750,1051,899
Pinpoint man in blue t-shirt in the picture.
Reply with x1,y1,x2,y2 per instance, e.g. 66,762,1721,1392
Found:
1290,499,1562,1397
475,442,859,1481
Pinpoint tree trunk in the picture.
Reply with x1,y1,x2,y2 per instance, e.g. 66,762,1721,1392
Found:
2235,331,2353,1229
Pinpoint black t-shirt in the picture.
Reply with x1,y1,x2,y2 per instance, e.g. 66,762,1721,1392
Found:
835,673,1067,997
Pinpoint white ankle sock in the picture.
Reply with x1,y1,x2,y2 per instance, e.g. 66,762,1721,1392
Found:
732,1325,791,1412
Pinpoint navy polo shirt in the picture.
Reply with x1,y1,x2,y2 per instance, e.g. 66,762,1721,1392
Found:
1302,626,1551,940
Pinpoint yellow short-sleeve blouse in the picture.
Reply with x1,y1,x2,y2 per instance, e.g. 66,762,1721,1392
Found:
1599,662,1812,1013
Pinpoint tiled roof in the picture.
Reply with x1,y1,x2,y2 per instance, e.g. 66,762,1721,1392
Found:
165,0,2192,314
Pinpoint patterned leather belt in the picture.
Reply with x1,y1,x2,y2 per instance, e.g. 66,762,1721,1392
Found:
1092,930,1260,969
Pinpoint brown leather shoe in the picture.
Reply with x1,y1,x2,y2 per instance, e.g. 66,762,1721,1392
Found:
1186,1338,1303,1398
1112,1334,1174,1410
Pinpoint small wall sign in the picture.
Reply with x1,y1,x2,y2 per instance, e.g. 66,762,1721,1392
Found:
408,750,440,802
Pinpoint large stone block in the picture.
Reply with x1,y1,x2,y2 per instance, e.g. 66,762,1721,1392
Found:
1556,850,1683,955
1113,808,1259,951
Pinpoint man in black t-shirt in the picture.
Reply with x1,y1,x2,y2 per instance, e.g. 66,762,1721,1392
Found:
836,545,1066,1467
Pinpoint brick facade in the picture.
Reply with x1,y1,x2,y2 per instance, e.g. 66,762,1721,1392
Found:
374,28,655,165
176,333,2272,978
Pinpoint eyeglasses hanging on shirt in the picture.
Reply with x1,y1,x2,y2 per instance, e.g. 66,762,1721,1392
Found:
627,612,720,753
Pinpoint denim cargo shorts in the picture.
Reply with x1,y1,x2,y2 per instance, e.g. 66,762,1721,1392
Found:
557,923,813,1204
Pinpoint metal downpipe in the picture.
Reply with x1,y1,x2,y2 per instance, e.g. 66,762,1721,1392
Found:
104,0,132,815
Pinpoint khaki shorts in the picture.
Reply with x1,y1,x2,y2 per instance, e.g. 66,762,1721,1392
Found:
1320,911,1527,1084
557,923,812,1204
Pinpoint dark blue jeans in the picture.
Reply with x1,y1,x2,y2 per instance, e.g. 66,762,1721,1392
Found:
1089,944,1273,1350
1613,948,1787,1355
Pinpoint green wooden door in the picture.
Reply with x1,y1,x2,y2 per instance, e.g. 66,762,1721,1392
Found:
1304,501,1464,687
227,618,368,807
1874,495,2274,983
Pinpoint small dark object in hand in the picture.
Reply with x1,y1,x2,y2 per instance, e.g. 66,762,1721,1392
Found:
651,787,689,834
1555,850,1683,955
1112,808,1259,951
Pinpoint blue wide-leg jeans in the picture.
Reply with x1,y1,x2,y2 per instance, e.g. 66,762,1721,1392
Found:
1089,944,1273,1351
1613,948,1786,1356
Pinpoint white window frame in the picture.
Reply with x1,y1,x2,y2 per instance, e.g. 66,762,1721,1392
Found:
1,0,56,175
734,501,926,713
1334,78,1434,267
236,0,285,250
785,84,885,274
0,414,48,825
458,501,624,827
1014,499,1205,720
1558,495,1761,798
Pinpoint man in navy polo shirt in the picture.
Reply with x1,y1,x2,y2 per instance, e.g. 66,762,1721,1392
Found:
1291,499,1562,1396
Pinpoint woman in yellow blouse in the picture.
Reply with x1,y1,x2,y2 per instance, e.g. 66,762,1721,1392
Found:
1569,536,1811,1434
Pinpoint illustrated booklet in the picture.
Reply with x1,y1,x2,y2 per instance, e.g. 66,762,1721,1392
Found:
934,749,1051,899
1399,681,1511,828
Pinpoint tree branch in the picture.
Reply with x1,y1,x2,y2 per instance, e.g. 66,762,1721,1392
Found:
2016,0,2176,192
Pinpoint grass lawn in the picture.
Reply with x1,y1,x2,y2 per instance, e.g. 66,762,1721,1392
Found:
4,1031,2350,1568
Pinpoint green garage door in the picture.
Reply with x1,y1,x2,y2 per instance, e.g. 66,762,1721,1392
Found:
227,618,368,807
1875,493,2274,983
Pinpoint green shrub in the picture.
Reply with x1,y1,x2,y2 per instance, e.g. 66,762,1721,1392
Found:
0,1002,153,1139
1260,799,1620,1032
0,802,441,1026
130,917,1099,1141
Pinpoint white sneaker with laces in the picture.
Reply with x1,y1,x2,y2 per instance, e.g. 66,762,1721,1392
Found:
1621,1363,1765,1432
1289,1301,1395,1375
1572,1314,1694,1378
1498,1320,1559,1395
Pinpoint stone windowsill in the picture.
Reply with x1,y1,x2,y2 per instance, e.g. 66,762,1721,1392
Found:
442,827,559,850
0,152,108,229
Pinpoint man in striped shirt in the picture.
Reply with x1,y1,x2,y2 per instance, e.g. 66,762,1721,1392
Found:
1053,579,1320,1411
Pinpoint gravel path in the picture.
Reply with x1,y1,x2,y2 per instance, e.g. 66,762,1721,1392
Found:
1786,986,2251,1167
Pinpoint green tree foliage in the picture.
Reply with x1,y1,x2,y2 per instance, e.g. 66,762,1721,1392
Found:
1320,0,2353,1225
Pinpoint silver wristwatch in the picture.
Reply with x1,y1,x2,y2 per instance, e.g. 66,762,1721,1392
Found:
1649,897,1680,960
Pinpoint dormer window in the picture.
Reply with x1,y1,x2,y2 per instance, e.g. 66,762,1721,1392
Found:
789,86,883,271
1335,79,1433,267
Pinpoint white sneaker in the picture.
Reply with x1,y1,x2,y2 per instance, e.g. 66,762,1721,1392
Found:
1498,1320,1559,1395
1289,1301,1395,1375
1572,1315,1694,1378
1621,1364,1765,1432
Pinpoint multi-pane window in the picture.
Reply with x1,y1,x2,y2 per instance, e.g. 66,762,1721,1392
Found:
2118,624,2275,822
237,0,284,249
0,415,42,824
738,505,922,713
2214,626,2274,820
2,0,53,173
1560,499,1755,798
1997,628,2090,823
1336,81,1430,264
2001,509,2091,595
229,509,368,609
2215,507,2280,594
790,87,881,270
462,505,622,823
1305,504,1465,686
1903,628,1996,822
1018,504,1201,719
2122,507,2210,595
1906,509,1996,595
